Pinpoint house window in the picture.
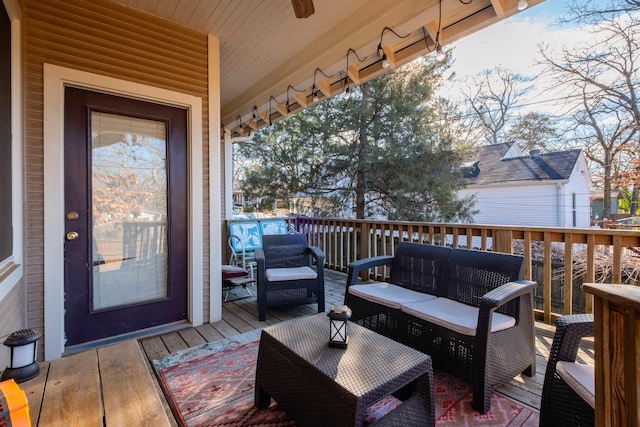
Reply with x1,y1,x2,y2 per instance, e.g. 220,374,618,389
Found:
572,193,577,227
0,3,12,263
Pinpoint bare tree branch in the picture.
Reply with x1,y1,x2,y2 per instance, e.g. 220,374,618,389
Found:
461,67,532,145
539,10,640,217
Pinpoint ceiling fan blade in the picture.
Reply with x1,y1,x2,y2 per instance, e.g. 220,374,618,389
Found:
291,0,315,18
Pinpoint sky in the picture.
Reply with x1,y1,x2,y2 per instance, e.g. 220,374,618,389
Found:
450,0,575,74
451,3,557,76
443,0,587,114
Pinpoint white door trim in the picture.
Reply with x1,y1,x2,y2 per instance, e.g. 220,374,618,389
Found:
43,63,204,360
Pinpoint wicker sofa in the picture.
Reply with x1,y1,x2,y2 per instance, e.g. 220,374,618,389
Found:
344,241,536,413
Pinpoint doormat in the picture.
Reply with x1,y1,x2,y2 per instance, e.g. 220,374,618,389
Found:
154,332,539,427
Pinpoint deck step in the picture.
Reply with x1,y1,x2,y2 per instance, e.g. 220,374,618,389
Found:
38,348,103,427
31,340,171,427
99,340,171,426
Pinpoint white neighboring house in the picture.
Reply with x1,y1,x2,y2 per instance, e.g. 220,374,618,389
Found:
457,143,592,228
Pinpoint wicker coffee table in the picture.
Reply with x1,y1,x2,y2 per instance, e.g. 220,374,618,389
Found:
254,313,435,426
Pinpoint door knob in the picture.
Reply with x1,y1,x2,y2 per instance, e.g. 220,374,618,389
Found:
66,231,79,241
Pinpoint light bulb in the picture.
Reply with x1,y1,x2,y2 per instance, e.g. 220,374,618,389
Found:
313,92,319,102
517,0,528,11
344,86,350,100
382,55,390,69
436,45,446,62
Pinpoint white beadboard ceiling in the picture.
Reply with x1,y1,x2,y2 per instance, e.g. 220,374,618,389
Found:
111,0,544,130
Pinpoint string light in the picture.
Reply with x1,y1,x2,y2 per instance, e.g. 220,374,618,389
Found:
344,48,366,100
238,24,444,132
285,85,306,113
339,71,350,100
268,96,282,126
235,115,246,136
381,51,390,69
312,68,333,103
435,0,446,62
377,26,410,69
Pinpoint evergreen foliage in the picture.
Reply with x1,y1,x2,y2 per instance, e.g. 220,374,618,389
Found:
237,57,476,221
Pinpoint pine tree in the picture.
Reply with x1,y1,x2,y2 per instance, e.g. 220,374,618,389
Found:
237,56,475,221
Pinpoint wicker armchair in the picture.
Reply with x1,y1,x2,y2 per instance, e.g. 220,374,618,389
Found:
539,314,595,427
255,233,325,321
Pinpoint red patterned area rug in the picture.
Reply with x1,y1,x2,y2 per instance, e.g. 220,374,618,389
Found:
154,336,539,427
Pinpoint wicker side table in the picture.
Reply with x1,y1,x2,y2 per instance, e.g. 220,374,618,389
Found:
254,313,435,427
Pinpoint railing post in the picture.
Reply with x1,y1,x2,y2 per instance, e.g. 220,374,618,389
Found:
494,229,513,254
523,230,532,281
583,283,640,427
586,234,596,313
359,221,370,281
564,233,574,315
543,233,552,324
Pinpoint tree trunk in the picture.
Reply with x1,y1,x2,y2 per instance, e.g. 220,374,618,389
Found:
631,184,639,216
355,124,367,220
355,169,365,219
603,152,612,219
355,87,368,220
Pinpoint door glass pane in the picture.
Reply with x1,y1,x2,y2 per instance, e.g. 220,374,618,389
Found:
91,112,168,310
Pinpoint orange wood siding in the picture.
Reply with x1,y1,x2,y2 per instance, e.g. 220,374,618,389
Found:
22,0,211,358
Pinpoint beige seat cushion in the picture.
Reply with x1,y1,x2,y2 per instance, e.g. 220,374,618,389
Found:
557,361,595,409
265,266,317,282
400,297,516,336
348,282,436,309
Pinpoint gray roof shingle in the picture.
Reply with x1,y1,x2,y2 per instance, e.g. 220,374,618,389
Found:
463,143,582,185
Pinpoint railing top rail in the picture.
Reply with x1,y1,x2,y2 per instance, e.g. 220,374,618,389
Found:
292,217,640,237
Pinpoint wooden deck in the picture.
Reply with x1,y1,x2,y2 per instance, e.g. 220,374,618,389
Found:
22,269,594,426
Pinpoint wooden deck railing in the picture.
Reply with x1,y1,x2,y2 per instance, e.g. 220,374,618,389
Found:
225,217,640,324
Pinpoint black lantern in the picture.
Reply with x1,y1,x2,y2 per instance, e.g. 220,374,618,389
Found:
1,329,41,383
328,305,351,348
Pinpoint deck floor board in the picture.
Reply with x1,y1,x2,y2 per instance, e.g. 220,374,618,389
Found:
194,323,225,342
159,331,190,354
209,317,243,338
140,335,171,359
178,328,208,348
25,268,593,425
